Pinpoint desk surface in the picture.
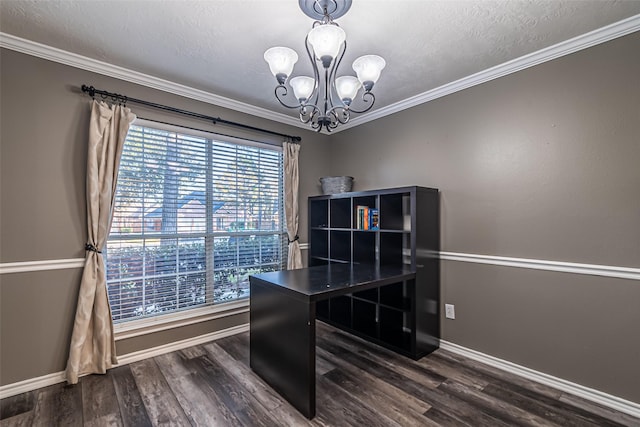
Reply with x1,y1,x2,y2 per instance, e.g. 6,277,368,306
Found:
250,263,415,302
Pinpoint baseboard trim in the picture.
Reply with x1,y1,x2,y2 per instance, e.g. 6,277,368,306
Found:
115,323,249,366
0,371,67,400
2,325,638,418
0,323,249,400
440,340,640,418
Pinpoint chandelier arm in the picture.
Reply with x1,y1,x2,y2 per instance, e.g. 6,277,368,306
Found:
274,85,303,109
310,119,323,131
322,67,331,117
328,39,348,110
304,35,321,107
299,104,321,124
327,105,350,124
326,113,340,131
345,91,376,114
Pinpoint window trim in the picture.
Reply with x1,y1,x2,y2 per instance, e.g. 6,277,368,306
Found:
108,118,284,332
114,299,249,341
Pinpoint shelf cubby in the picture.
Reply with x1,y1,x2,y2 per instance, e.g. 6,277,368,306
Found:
329,230,351,261
309,229,328,259
353,287,378,303
379,281,412,311
316,299,330,318
379,307,412,351
329,295,352,328
352,299,377,339
309,199,329,228
379,193,406,231
352,231,376,264
330,198,351,228
352,195,377,228
379,232,404,265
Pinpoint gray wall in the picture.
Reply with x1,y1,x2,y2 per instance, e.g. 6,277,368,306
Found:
1,31,638,405
327,32,640,402
0,48,331,386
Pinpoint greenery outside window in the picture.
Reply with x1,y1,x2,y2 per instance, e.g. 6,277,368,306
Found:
106,120,285,323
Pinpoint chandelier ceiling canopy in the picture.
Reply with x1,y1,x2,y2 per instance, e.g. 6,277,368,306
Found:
264,0,386,132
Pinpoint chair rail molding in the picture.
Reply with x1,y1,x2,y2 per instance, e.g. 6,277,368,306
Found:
439,251,640,281
3,252,638,281
0,258,85,274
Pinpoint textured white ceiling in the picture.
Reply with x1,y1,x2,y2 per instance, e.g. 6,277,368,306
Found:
1,0,640,122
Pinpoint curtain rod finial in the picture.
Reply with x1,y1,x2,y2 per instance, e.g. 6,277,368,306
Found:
81,85,96,98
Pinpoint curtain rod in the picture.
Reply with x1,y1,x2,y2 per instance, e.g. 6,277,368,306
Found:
80,85,302,142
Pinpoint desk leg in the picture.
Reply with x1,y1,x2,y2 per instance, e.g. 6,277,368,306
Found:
249,278,316,419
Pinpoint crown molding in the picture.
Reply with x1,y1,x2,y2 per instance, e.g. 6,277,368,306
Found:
334,13,640,133
1,13,639,135
0,32,307,131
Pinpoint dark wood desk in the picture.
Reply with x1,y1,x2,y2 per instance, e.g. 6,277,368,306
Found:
249,263,415,419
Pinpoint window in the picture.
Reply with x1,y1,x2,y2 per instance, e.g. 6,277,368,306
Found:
106,120,285,323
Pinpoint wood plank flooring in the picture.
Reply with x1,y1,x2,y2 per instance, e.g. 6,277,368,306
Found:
2,322,638,426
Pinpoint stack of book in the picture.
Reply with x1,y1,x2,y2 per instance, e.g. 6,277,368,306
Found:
356,206,379,230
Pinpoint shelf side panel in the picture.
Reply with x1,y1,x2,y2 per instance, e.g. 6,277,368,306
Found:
415,188,440,356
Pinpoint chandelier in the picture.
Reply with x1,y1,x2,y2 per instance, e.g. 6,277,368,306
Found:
264,0,385,132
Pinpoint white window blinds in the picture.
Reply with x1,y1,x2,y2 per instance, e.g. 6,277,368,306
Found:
106,121,285,322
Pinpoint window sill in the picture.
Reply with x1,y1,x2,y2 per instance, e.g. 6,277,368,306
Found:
114,299,249,341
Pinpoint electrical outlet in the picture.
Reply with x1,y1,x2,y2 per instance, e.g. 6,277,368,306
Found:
445,304,455,319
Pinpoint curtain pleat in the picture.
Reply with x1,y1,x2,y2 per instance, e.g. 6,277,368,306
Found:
283,141,303,269
65,100,136,384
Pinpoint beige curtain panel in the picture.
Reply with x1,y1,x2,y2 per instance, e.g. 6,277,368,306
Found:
284,141,303,269
66,100,136,384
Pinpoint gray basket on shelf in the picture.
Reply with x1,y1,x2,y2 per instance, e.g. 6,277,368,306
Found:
320,176,354,194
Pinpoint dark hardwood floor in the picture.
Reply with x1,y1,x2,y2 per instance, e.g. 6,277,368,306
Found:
2,322,638,426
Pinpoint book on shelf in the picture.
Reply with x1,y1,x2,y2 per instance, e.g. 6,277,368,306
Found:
364,207,369,230
355,205,379,230
356,205,363,229
356,205,366,230
370,208,379,230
